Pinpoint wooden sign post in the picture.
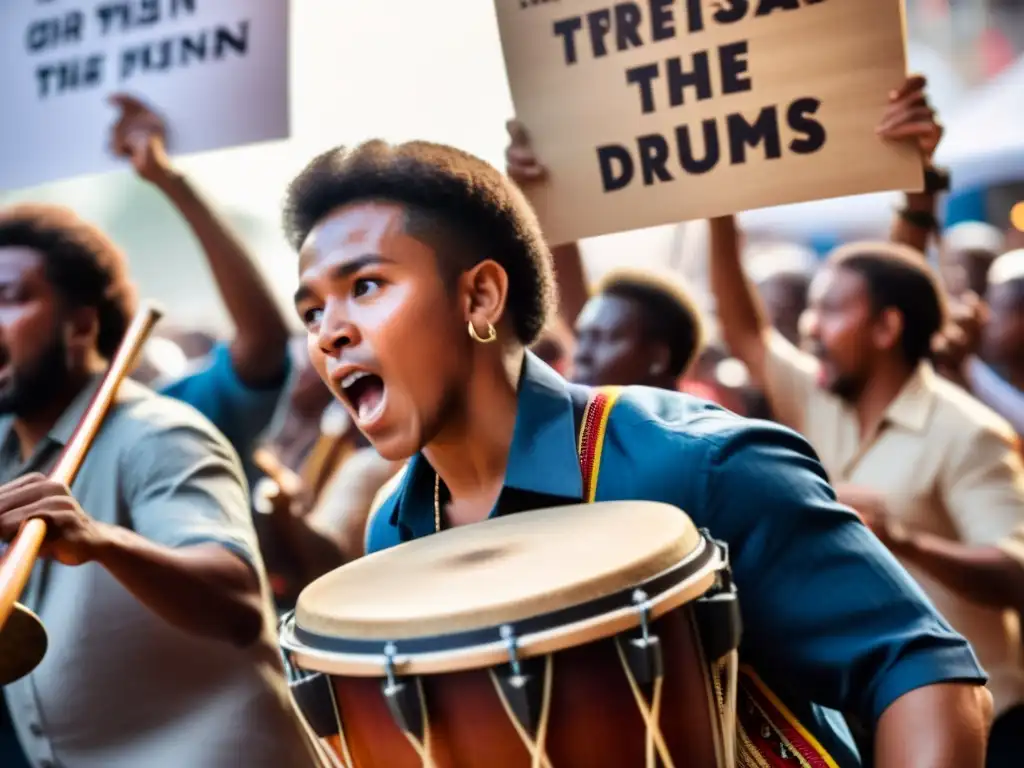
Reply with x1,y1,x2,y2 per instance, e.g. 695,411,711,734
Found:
494,0,922,244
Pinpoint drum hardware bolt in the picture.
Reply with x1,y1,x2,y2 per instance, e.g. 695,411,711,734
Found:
383,642,400,691
632,589,652,643
500,624,523,678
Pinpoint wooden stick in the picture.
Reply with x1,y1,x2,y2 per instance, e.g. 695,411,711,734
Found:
0,301,164,631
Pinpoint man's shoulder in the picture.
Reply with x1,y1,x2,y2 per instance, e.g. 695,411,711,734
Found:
105,378,238,455
594,387,825,512
930,374,1019,445
607,386,812,462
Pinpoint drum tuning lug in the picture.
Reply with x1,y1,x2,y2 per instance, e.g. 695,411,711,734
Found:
695,536,743,662
622,590,664,688
381,642,425,740
496,625,543,736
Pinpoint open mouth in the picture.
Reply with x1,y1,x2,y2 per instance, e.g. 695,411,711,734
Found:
339,370,386,426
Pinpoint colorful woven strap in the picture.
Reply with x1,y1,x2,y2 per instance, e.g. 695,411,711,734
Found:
574,387,838,768
577,387,622,503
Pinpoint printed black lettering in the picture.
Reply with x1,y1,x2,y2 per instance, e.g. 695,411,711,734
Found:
172,0,198,16
613,3,643,51
713,0,748,24
637,134,674,185
214,21,249,58
719,41,751,95
756,0,801,16
727,106,783,164
553,17,583,65
684,0,705,32
35,54,103,98
787,97,826,154
586,9,613,58
667,52,712,107
676,120,720,174
649,0,675,41
625,62,660,114
137,0,160,26
597,145,635,192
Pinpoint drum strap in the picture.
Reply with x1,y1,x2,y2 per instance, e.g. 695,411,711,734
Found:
575,388,839,768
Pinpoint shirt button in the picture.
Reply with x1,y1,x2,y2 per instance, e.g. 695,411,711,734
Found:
29,723,43,736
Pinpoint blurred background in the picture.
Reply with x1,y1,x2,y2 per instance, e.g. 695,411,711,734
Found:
1,0,1022,338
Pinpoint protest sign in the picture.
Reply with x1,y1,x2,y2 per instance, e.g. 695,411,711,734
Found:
494,0,922,244
0,0,289,190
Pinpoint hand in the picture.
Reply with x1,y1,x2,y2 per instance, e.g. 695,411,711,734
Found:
505,119,547,186
108,93,173,184
0,473,107,566
876,74,943,165
932,292,987,382
835,483,889,531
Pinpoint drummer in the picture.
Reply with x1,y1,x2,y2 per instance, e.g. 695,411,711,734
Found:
287,137,992,765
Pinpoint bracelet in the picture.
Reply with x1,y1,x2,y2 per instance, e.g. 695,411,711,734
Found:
923,165,951,195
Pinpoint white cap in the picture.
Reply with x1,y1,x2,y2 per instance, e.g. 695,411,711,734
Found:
988,249,1024,287
943,221,1005,256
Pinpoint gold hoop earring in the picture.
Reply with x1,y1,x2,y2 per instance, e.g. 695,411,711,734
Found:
468,320,497,344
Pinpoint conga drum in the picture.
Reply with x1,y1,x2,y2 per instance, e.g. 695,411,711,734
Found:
280,501,742,768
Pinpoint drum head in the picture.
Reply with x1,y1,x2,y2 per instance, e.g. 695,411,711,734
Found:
293,502,711,658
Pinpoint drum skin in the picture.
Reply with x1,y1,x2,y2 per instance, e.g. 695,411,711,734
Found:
322,604,721,768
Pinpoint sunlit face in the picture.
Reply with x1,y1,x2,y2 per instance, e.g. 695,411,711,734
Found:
572,293,662,387
0,247,68,416
294,202,470,460
801,266,878,401
983,280,1024,368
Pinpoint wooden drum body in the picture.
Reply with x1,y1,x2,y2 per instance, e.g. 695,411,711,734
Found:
280,502,742,768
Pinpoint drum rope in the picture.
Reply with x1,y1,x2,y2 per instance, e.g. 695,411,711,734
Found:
614,640,676,768
488,654,555,768
400,677,439,768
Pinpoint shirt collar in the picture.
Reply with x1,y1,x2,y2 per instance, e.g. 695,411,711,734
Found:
392,352,584,537
0,375,105,476
883,362,937,433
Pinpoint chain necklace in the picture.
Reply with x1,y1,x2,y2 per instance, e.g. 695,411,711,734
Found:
434,473,441,533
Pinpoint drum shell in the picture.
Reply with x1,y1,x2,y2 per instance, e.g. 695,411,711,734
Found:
315,602,724,768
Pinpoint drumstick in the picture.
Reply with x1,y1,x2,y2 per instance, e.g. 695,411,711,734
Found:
0,301,164,632
253,447,306,503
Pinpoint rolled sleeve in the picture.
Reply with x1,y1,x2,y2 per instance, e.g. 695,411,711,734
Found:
762,328,820,433
706,423,986,724
159,343,289,465
941,421,1024,548
120,420,258,568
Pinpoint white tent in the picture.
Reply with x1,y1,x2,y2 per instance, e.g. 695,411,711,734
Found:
935,56,1024,190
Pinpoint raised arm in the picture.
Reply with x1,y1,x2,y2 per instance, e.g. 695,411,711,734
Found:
707,214,772,386
109,94,290,387
880,76,946,255
505,120,589,326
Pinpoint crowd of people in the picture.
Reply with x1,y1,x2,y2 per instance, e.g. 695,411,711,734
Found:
0,68,1020,767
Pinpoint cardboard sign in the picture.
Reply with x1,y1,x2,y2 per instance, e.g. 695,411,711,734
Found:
494,0,922,244
0,0,289,191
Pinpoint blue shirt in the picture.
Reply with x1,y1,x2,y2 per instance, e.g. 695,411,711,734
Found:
367,353,986,766
159,343,290,486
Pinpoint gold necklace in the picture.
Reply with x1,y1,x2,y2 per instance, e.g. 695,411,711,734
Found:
434,473,441,533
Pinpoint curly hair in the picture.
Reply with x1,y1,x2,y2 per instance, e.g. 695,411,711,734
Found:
283,140,556,345
0,205,137,359
596,268,705,377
